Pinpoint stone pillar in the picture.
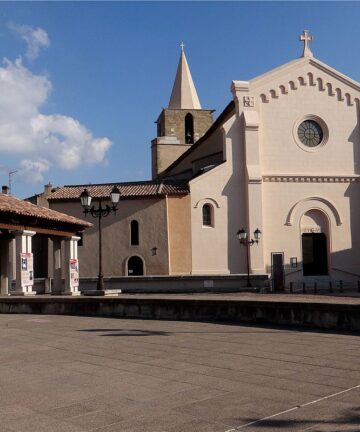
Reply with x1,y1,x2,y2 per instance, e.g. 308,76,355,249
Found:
52,237,62,294
63,236,81,295
12,230,36,296
0,238,10,295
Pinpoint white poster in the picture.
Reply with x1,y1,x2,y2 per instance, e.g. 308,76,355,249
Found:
20,253,34,287
69,259,79,288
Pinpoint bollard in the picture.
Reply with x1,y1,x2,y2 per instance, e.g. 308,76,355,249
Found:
339,280,344,293
329,281,333,294
289,282,293,293
314,281,317,294
303,282,306,294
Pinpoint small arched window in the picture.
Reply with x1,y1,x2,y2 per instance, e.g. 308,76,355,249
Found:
185,113,194,144
130,220,139,245
202,204,213,227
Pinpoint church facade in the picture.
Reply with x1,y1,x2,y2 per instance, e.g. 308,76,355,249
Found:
47,31,360,286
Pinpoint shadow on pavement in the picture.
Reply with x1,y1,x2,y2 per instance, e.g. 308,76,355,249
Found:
78,328,170,337
241,406,360,429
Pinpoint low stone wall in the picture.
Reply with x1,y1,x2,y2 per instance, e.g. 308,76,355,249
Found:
0,296,359,332
79,274,269,293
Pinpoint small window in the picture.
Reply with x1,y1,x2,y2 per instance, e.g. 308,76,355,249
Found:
185,113,194,144
130,220,139,245
202,204,213,227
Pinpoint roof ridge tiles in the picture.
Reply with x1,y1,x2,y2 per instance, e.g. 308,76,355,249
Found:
62,179,186,188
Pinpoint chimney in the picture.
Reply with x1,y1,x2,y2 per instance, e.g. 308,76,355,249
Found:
2,185,9,195
44,182,53,197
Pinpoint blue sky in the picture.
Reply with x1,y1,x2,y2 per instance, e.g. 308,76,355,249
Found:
0,1,359,198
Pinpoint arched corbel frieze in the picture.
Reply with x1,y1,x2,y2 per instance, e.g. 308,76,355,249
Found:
335,88,344,101
298,76,306,86
308,72,316,86
259,73,357,109
345,93,353,106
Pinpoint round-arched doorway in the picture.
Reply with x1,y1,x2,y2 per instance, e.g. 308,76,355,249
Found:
301,209,329,276
127,256,144,276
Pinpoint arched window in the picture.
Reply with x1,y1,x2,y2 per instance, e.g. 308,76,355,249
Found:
130,220,139,245
202,204,213,227
185,113,194,144
127,256,144,276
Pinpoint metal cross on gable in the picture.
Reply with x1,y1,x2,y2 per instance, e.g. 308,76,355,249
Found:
299,30,313,58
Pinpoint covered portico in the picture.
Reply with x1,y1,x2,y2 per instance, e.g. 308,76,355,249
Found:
0,192,91,295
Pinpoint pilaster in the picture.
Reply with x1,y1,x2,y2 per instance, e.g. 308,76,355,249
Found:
52,237,62,294
0,239,10,295
63,236,81,295
12,230,36,296
232,81,265,274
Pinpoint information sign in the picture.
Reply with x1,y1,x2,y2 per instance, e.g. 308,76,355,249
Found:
20,253,34,288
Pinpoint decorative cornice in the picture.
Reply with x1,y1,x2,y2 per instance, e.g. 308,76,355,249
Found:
263,175,360,183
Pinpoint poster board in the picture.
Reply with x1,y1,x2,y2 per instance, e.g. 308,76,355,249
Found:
20,253,34,287
69,258,79,289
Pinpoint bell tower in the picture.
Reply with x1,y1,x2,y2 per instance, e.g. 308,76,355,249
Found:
151,44,214,178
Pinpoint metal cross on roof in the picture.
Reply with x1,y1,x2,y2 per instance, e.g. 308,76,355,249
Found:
180,41,185,51
299,30,313,58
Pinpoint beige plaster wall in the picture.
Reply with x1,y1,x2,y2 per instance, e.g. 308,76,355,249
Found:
256,65,360,176
262,181,359,280
249,60,360,281
189,114,249,275
166,195,192,274
50,198,170,277
190,58,360,280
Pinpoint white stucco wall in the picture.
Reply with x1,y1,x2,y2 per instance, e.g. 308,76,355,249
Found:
251,58,360,281
189,115,250,275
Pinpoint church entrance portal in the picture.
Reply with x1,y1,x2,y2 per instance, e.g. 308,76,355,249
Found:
302,233,328,276
301,210,329,277
127,256,144,276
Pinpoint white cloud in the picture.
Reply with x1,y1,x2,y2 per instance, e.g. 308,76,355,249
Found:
0,57,112,183
9,24,50,61
19,158,51,184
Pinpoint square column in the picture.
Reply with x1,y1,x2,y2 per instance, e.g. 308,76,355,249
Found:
63,236,81,296
11,230,36,296
0,238,10,295
51,237,63,294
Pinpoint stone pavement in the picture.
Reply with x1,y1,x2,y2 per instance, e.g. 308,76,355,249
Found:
0,314,359,431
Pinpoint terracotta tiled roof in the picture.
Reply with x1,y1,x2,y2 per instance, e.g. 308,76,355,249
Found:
48,180,189,201
0,193,92,228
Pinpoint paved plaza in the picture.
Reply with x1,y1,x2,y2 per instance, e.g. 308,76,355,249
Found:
0,314,359,431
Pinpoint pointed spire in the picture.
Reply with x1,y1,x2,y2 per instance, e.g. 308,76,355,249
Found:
168,44,201,109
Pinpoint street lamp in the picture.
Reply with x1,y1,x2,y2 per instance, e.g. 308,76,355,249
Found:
237,228,261,287
80,186,121,291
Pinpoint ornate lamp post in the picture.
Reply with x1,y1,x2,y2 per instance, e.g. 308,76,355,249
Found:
237,228,261,287
80,186,121,291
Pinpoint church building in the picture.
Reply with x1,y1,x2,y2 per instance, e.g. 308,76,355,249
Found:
47,31,360,287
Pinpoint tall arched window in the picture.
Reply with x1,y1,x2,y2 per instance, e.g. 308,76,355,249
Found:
130,220,139,245
202,204,213,227
185,113,194,144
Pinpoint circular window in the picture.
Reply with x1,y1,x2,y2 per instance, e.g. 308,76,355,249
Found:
293,115,328,152
298,120,323,147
